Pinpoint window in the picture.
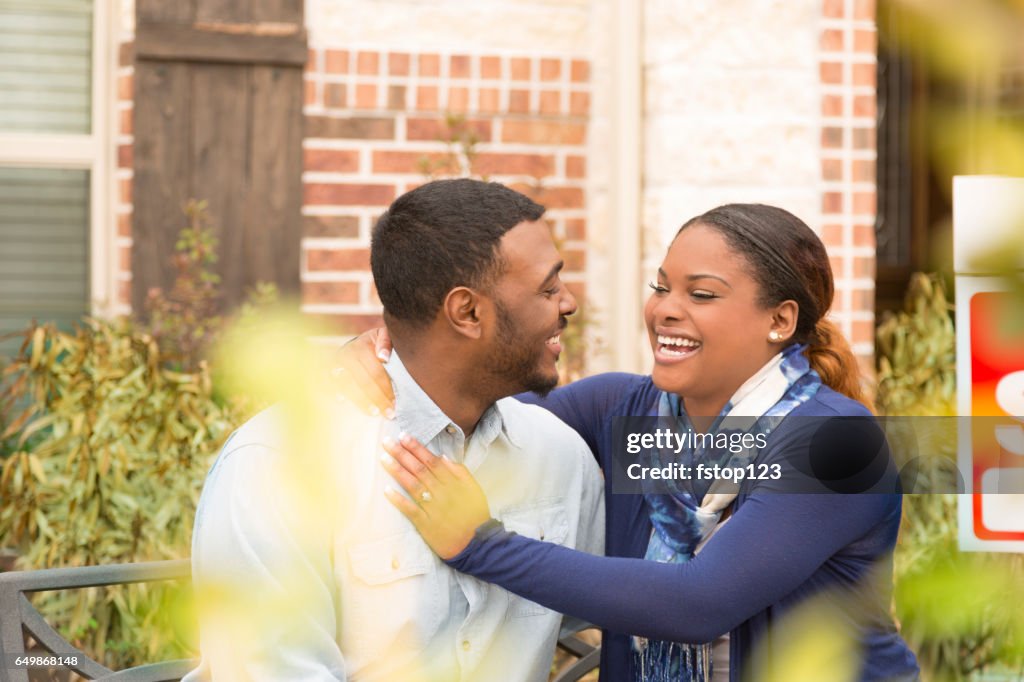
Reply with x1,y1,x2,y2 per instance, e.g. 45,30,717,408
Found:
0,0,113,358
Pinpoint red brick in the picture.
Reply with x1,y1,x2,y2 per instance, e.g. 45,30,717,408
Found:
853,192,876,214
303,215,360,238
570,91,590,116
118,74,132,100
853,94,875,117
480,56,502,79
852,288,874,312
823,0,844,18
474,153,556,177
822,223,843,245
510,57,531,80
117,143,132,168
305,78,317,106
821,94,843,117
828,255,844,277
118,41,134,68
450,55,471,78
540,58,561,81
117,212,131,237
822,158,842,181
539,90,561,115
388,52,410,76
308,314,385,336
406,117,492,142
373,150,448,174
448,86,470,113
304,183,395,206
419,53,440,77
822,192,843,214
355,84,377,109
416,86,439,111
852,319,874,344
564,218,586,240
502,120,586,145
356,51,379,75
325,50,348,74
324,83,346,108
509,89,530,114
854,0,875,21
570,60,589,82
119,245,131,271
119,178,131,205
303,281,361,304
478,88,500,113
854,29,877,53
514,184,584,209
820,62,843,84
853,223,875,246
852,159,875,182
120,108,132,135
306,116,395,139
306,48,318,71
853,64,876,87
387,85,407,109
117,280,131,306
304,149,359,173
562,248,586,271
306,248,370,272
565,155,586,179
852,127,875,149
819,29,844,52
822,127,843,148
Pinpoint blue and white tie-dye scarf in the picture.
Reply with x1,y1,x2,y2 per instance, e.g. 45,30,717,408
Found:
633,343,822,682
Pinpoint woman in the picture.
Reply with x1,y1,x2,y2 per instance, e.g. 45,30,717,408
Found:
360,204,919,681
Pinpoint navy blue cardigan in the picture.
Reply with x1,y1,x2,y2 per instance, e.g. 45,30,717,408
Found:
448,373,919,681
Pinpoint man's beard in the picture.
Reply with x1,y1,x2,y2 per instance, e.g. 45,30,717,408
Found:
487,300,561,398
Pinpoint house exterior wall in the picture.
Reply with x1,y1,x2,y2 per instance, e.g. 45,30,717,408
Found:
108,0,877,364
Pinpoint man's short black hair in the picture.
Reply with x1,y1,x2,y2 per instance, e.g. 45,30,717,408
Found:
371,178,545,328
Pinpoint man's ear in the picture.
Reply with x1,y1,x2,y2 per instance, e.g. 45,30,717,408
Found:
443,287,486,339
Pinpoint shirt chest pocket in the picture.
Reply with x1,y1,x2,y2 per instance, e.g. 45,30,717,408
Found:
342,531,449,660
499,500,569,618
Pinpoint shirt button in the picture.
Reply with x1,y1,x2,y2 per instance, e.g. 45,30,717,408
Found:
391,557,400,570
461,640,471,651
446,425,456,435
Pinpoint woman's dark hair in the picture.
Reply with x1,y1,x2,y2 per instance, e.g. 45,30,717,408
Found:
371,178,545,329
678,203,872,409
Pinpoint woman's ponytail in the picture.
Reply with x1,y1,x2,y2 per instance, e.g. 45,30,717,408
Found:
805,318,874,412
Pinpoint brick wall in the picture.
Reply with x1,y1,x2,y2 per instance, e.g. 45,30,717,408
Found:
301,46,591,336
114,34,134,316
818,0,878,360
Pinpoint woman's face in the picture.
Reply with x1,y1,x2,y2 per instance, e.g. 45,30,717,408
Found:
643,223,792,417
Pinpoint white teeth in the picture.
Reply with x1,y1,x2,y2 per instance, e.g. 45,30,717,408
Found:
547,334,561,345
657,334,700,348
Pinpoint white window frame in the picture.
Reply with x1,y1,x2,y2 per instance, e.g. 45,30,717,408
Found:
0,0,118,318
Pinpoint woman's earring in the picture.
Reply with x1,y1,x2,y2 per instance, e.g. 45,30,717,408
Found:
768,331,781,342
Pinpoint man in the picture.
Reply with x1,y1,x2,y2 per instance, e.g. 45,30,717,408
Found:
184,179,604,681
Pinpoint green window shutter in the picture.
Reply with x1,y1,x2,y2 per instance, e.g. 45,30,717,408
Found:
0,0,93,134
0,167,90,358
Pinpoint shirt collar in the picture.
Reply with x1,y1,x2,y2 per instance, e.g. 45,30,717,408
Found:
384,351,519,449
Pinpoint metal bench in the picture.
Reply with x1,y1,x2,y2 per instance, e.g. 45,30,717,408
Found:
0,561,598,682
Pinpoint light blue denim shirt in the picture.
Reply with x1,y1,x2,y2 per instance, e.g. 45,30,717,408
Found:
184,352,604,681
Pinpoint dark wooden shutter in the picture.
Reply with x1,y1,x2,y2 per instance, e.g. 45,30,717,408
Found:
131,0,306,312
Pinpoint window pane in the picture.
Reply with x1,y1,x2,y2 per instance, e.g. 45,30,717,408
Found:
0,166,90,360
0,0,93,134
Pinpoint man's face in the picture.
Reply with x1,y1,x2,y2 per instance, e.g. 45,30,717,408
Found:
483,220,577,396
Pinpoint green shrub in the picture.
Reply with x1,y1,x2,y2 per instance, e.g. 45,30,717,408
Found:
0,203,273,668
